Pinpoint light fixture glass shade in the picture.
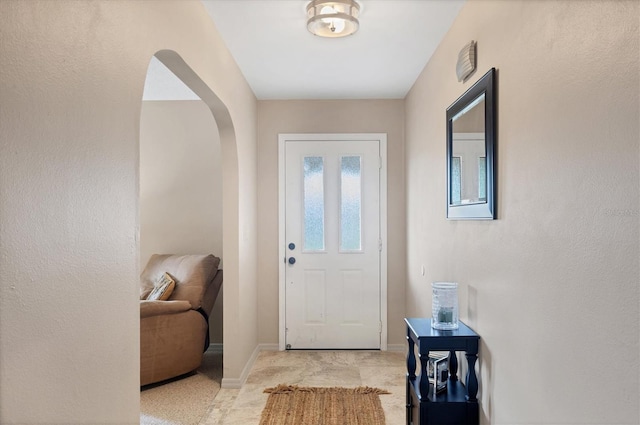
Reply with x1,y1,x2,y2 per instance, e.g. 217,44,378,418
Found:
307,0,360,38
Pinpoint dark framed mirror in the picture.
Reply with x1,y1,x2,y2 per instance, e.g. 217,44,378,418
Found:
446,67,496,220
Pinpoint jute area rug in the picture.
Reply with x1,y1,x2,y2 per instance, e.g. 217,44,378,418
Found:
260,384,390,425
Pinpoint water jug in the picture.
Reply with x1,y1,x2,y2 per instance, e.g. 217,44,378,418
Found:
431,282,459,330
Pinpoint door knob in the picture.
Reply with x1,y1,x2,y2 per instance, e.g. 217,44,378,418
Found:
288,257,296,265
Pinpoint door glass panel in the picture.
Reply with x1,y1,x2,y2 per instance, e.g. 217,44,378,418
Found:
478,157,486,201
340,156,362,251
451,157,461,205
303,156,325,251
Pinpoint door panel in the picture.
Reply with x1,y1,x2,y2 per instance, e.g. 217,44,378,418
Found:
304,269,326,324
284,140,380,349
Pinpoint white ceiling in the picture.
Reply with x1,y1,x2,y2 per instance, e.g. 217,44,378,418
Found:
144,0,466,100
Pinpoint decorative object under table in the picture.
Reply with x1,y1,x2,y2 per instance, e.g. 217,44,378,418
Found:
405,318,480,425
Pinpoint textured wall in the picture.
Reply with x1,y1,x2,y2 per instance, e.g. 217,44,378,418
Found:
405,1,639,423
256,100,406,347
0,1,257,423
140,100,224,343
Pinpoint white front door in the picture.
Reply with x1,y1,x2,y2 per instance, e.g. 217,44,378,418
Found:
281,136,383,349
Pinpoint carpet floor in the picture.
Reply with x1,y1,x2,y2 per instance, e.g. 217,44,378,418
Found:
140,347,223,425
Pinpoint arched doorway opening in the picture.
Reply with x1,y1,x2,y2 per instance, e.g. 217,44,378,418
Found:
138,50,238,422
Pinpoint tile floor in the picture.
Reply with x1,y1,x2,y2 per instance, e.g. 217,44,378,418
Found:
201,350,407,425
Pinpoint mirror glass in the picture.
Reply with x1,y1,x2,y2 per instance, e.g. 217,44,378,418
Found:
450,94,485,205
446,67,496,220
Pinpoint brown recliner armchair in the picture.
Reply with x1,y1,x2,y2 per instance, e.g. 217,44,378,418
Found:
140,254,223,386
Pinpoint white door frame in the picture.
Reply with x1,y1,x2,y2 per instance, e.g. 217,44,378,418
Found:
278,133,388,351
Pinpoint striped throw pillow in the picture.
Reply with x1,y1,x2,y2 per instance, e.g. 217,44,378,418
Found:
146,272,176,301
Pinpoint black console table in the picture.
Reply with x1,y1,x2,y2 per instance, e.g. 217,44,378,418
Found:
405,318,480,425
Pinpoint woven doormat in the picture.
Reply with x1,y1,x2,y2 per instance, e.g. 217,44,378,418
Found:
260,384,390,425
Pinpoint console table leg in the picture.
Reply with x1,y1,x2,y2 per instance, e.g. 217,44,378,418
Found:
448,350,458,381
407,336,416,379
465,353,478,401
419,351,429,399
406,378,412,425
406,335,415,425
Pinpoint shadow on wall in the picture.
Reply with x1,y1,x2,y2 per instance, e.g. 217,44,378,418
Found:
479,340,493,424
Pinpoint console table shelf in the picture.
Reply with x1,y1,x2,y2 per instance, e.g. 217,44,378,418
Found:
405,318,480,425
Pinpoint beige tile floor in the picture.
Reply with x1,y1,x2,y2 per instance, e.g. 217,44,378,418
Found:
202,350,407,425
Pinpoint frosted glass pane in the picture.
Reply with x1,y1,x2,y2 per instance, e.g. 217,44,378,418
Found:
478,157,486,201
304,157,324,251
451,157,461,205
341,156,361,251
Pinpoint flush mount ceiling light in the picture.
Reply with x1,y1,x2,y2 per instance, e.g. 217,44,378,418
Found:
306,0,360,38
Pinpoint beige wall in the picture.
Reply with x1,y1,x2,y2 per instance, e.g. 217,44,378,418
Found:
140,100,223,343
3,0,638,423
256,100,406,346
0,1,258,423
405,1,639,424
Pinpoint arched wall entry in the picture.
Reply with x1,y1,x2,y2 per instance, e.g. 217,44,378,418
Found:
140,49,240,382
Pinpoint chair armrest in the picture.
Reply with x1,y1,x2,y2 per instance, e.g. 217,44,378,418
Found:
140,300,192,319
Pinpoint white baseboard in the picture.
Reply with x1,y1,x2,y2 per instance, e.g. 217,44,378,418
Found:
387,344,406,352
258,343,279,352
220,377,243,389
208,343,223,353
220,343,279,389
